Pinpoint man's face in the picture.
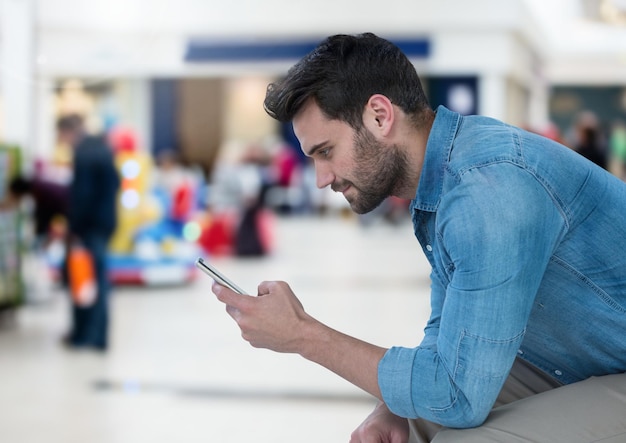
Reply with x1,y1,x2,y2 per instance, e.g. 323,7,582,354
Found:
293,99,408,214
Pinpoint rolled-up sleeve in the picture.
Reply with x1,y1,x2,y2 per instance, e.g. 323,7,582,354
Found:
378,347,418,417
379,346,465,423
379,332,524,428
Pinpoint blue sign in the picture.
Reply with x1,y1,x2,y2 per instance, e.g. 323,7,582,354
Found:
185,37,430,62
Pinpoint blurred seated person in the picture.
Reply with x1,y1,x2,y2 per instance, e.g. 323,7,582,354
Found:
9,174,70,247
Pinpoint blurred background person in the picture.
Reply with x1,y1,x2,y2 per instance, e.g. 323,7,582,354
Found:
8,173,69,249
571,110,608,170
58,114,120,351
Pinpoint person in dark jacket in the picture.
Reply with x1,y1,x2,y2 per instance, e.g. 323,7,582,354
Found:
59,114,120,351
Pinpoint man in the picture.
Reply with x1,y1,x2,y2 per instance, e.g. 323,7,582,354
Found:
59,114,120,351
212,33,626,442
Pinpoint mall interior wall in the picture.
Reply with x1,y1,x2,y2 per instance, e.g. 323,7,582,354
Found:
0,0,617,166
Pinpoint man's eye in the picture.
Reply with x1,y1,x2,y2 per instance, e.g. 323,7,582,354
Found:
320,148,331,157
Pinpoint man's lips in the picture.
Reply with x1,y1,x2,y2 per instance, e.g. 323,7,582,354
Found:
332,183,351,193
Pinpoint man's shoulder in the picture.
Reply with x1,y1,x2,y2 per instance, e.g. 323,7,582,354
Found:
75,135,115,161
78,134,110,150
446,117,522,173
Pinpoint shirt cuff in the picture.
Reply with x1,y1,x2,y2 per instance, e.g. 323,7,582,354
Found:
378,346,418,418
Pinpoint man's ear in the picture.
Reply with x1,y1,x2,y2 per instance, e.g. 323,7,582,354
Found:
363,94,394,137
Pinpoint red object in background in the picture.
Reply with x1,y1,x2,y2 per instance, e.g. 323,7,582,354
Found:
108,126,138,152
274,146,298,187
198,212,236,256
172,182,193,221
256,209,274,254
197,209,275,257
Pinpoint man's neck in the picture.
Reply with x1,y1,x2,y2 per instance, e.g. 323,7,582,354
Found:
396,112,434,200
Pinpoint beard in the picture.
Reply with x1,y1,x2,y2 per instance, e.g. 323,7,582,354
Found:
334,127,410,214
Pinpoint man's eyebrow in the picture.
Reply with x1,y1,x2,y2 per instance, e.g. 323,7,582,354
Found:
305,141,329,157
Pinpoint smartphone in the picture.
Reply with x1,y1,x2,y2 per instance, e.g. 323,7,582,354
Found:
195,257,248,295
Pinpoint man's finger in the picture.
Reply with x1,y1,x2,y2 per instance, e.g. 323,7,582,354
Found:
213,281,254,308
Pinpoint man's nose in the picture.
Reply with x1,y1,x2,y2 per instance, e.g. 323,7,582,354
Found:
315,162,334,189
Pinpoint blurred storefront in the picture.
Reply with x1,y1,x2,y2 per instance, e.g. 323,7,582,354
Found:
0,0,625,166
24,0,554,166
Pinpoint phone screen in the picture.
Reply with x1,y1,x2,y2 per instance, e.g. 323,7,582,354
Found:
195,257,248,295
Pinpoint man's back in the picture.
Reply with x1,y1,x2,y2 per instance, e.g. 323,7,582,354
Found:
433,108,626,383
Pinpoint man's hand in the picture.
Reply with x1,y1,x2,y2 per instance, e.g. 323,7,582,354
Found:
350,402,409,443
212,280,312,353
212,279,388,400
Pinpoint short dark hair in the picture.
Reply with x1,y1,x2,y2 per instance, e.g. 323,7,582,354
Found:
56,114,84,133
264,32,431,129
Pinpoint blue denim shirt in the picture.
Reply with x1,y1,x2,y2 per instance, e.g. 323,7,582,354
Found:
378,106,626,428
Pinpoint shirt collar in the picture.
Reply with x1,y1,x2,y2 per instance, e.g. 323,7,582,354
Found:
410,105,461,213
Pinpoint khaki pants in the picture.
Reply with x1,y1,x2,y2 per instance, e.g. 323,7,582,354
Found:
409,358,626,442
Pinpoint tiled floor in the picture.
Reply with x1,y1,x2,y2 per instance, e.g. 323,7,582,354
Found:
0,214,432,443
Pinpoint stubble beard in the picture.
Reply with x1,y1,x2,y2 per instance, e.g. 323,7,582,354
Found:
341,127,410,215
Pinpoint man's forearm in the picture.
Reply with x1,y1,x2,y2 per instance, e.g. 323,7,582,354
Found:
297,316,388,399
212,280,388,398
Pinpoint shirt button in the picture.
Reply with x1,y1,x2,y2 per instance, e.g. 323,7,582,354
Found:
426,245,433,252
517,350,524,355
554,370,562,376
